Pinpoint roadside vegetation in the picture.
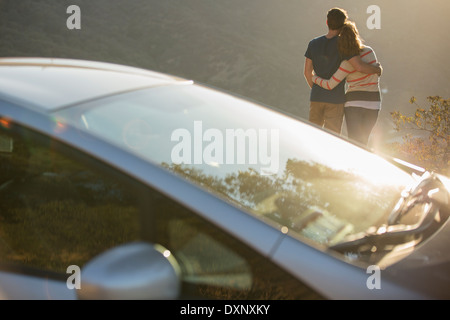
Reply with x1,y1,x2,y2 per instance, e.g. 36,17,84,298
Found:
386,96,449,176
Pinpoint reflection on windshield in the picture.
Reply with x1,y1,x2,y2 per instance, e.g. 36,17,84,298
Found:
163,159,400,246
54,84,416,248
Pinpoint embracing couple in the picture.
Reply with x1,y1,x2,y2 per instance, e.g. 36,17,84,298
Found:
304,7,382,147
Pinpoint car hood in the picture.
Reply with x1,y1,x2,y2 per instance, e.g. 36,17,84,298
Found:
385,208,450,299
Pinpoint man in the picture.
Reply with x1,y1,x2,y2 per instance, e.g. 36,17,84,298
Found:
304,7,382,134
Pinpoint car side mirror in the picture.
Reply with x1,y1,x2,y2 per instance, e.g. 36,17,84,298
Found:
78,242,181,300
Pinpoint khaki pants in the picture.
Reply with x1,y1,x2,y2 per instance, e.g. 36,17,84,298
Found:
309,101,345,134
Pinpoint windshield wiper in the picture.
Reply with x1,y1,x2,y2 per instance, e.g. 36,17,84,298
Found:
388,171,448,225
330,172,449,254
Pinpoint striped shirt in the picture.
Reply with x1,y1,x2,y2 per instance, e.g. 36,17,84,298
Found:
311,45,381,110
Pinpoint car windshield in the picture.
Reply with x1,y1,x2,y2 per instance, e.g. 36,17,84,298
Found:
54,83,417,248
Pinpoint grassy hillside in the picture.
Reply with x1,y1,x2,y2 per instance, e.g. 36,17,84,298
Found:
0,0,448,146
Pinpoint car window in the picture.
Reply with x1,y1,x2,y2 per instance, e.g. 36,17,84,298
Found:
0,125,142,275
55,84,417,249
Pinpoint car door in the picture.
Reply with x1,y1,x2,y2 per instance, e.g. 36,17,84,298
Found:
0,115,325,299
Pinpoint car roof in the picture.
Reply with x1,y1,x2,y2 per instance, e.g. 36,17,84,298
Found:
0,57,190,112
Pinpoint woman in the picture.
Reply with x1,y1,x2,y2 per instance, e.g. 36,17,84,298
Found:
312,21,381,147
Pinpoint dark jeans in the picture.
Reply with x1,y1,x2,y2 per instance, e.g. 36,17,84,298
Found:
344,107,379,146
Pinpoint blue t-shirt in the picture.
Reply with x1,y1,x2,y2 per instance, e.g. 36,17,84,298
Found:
305,35,346,104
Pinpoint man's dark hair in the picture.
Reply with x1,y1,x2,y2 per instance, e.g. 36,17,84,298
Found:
327,8,348,30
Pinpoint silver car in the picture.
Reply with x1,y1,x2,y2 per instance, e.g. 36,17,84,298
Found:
0,57,448,300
